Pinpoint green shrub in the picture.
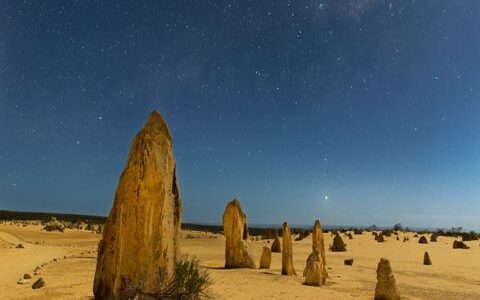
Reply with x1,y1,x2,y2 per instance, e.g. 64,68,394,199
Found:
163,257,211,300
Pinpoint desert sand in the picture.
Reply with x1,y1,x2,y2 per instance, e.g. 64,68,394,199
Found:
1,223,479,299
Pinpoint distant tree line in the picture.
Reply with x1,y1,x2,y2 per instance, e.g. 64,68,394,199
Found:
2,211,477,240
0,210,106,224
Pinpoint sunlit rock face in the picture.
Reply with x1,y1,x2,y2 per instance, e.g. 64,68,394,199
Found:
303,248,326,286
303,220,327,283
312,220,326,262
374,258,400,300
281,222,296,275
93,111,182,300
223,198,256,269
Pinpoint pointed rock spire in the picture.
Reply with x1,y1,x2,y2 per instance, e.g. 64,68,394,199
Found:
223,198,256,269
281,222,296,275
312,220,326,262
423,251,432,265
303,220,328,281
331,233,347,252
271,231,282,253
93,110,182,299
374,258,400,300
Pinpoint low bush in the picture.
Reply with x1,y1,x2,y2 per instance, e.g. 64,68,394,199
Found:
165,258,211,300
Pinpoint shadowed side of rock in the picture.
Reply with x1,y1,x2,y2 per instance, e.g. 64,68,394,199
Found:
418,236,428,244
423,251,432,265
271,232,282,253
93,111,182,300
331,233,347,252
259,247,272,269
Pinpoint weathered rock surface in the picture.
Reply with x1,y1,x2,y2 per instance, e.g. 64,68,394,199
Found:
418,236,428,244
377,233,385,243
303,248,325,286
430,234,438,242
281,222,296,275
331,234,347,252
32,277,45,289
223,198,256,269
93,111,183,299
374,258,400,300
17,278,30,285
259,246,272,269
271,232,282,253
303,220,328,281
453,240,469,249
311,220,326,264
423,251,432,265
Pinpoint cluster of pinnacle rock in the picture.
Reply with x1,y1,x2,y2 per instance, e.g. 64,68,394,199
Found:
223,198,329,284
92,111,401,299
222,197,400,300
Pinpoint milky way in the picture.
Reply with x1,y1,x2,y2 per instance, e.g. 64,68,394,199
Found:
1,1,479,229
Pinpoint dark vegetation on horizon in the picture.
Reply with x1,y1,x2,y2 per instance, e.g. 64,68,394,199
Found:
1,210,478,240
0,210,106,223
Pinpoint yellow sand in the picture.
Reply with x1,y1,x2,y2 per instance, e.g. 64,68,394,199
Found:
1,223,479,299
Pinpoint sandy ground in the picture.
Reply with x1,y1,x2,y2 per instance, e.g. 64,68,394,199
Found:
1,223,479,299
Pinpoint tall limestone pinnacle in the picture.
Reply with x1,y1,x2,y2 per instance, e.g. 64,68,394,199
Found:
312,220,326,265
282,222,296,275
223,198,256,269
303,219,327,285
93,110,182,300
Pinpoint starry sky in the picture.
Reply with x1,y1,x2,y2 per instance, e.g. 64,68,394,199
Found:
1,1,480,230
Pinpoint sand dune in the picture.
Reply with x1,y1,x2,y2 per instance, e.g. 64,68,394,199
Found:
1,224,479,299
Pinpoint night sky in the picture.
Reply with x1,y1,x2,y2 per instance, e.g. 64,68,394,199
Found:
1,1,479,230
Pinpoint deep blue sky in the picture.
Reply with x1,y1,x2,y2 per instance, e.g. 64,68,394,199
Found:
1,1,479,230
